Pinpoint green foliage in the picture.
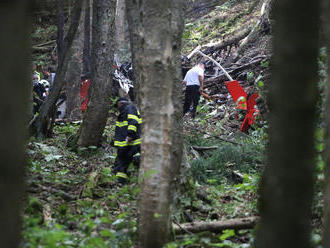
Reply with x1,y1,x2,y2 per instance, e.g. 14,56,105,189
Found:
165,229,254,248
189,139,263,184
182,0,260,53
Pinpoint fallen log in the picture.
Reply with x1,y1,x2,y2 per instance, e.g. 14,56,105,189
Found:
192,146,218,151
173,216,259,234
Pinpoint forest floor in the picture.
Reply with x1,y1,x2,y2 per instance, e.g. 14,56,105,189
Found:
25,0,324,247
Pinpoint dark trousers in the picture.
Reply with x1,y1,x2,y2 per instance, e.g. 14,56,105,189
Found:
113,145,140,176
183,85,200,118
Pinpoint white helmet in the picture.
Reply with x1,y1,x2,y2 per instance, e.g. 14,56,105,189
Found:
40,79,50,88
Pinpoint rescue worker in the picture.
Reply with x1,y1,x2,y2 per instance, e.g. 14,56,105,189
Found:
112,97,142,184
183,62,205,119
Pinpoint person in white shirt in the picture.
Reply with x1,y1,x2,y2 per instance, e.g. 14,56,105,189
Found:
183,62,205,118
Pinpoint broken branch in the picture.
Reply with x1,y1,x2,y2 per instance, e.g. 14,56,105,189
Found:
173,216,259,234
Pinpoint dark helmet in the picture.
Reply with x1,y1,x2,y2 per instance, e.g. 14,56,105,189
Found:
115,97,129,108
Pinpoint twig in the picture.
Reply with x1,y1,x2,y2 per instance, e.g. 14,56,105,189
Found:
173,219,194,235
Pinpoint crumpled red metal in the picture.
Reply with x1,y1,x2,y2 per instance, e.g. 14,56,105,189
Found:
80,78,91,112
225,80,259,133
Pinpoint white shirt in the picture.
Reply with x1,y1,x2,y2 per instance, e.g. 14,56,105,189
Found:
184,66,204,86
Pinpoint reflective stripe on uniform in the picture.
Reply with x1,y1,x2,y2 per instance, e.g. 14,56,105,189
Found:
127,114,142,124
133,153,141,157
116,172,128,179
114,140,128,147
114,138,141,147
128,125,137,132
116,121,128,127
130,138,141,145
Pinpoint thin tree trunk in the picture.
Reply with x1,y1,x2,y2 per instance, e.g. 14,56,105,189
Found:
322,0,330,246
0,1,30,246
77,0,116,147
83,0,92,75
115,0,126,50
256,0,320,247
57,0,65,60
34,0,83,138
66,0,86,120
138,1,186,247
125,0,142,104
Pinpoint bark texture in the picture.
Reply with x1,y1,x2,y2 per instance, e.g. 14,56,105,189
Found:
83,0,92,75
34,0,83,137
125,0,142,104
77,0,116,147
256,0,320,247
322,0,330,246
137,1,186,247
0,1,30,246
115,0,126,50
66,0,86,120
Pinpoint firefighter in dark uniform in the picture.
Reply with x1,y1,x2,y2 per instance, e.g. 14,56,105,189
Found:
112,97,142,184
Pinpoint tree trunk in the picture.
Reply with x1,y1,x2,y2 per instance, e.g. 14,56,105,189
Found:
322,0,330,246
34,0,83,138
0,1,30,246
137,1,186,247
256,0,320,247
83,0,92,75
125,0,142,104
77,0,116,147
66,0,86,120
115,0,126,50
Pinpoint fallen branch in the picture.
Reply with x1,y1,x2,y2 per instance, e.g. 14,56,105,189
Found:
186,125,242,146
192,146,218,151
190,146,200,160
33,39,56,47
32,46,54,52
173,216,259,234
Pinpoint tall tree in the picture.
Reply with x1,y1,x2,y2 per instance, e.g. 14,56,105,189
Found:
0,1,30,246
322,0,330,246
137,0,186,247
125,0,142,104
66,0,87,120
34,0,83,138
77,0,116,147
256,0,320,247
115,0,126,50
83,0,92,75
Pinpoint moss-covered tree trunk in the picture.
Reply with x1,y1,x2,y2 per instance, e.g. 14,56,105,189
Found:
0,1,30,246
137,1,186,247
256,0,320,247
77,0,116,147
